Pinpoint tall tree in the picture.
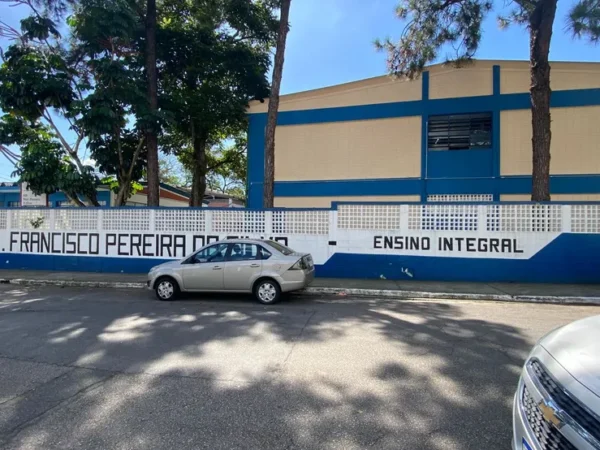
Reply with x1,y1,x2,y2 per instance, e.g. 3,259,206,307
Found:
0,0,151,206
376,0,599,201
144,0,160,206
263,0,291,208
158,0,276,206
0,1,100,206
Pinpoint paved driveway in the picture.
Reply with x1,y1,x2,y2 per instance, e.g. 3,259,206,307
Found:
0,285,597,450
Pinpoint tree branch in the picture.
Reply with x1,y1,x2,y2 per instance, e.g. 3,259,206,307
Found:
206,147,245,171
73,133,84,154
41,110,73,154
115,128,124,176
437,0,466,10
41,110,89,174
126,136,146,181
64,191,86,207
0,20,22,41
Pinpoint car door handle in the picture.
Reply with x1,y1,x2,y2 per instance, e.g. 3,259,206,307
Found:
212,266,222,270
250,264,260,268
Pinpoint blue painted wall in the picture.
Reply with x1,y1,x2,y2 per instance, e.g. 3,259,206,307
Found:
247,63,600,207
0,187,112,207
427,149,494,179
316,233,600,284
47,190,111,207
0,191,19,206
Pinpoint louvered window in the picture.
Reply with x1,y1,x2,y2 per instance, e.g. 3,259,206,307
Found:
428,113,492,151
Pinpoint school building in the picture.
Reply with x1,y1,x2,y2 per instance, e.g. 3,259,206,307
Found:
246,60,600,208
0,183,190,208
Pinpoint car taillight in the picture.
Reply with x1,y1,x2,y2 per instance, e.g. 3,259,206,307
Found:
290,258,307,270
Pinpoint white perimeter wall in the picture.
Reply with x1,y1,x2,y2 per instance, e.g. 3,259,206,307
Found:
1,204,599,266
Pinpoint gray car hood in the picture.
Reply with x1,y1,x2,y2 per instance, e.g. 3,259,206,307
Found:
153,260,181,270
540,314,600,398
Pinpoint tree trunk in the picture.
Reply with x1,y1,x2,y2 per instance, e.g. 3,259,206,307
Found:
529,0,557,202
85,190,100,207
145,0,160,207
115,185,128,207
115,137,146,207
190,122,208,207
263,0,292,208
66,192,86,207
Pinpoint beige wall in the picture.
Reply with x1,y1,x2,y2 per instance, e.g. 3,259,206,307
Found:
275,116,421,181
249,61,600,114
501,194,600,201
501,106,600,176
501,62,600,94
274,195,421,208
429,65,492,99
248,76,421,114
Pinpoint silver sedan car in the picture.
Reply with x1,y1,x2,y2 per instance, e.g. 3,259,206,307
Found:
513,314,600,450
147,239,315,304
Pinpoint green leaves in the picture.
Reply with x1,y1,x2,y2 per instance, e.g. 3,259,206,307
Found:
20,16,61,41
9,122,98,201
71,0,138,56
376,0,493,78
0,46,76,120
568,0,600,43
2,0,277,207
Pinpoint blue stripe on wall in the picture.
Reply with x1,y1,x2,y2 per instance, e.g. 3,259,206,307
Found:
427,149,493,179
0,253,173,274
492,65,501,201
274,174,600,197
316,233,600,283
420,72,429,201
275,178,422,197
250,88,600,128
278,100,423,126
248,114,267,208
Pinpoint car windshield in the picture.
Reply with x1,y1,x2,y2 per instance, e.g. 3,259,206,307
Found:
264,240,295,255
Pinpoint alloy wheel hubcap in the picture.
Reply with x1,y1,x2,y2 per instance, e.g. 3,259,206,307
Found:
158,281,174,299
258,283,276,302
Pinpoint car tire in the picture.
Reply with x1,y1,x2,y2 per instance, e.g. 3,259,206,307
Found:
155,277,179,301
254,279,281,305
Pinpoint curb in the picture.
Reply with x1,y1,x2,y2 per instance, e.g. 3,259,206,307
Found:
304,287,600,305
0,278,146,290
2,277,600,305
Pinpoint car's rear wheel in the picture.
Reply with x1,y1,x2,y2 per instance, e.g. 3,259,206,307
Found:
254,279,281,305
155,277,179,301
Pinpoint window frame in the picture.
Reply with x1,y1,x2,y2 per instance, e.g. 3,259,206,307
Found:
185,243,231,265
427,112,493,152
258,246,272,260
227,243,261,262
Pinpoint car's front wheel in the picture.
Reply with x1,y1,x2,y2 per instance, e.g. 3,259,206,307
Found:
254,279,281,305
155,277,179,301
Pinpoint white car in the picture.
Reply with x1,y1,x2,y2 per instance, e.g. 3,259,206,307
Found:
513,315,600,450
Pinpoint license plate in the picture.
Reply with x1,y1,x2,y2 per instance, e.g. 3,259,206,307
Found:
522,438,533,450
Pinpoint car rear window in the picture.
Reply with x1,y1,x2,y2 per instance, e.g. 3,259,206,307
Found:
264,240,295,255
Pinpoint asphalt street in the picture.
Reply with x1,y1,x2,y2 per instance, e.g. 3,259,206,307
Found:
0,285,597,450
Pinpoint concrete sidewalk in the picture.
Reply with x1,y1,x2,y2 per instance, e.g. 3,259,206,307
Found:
1,269,600,305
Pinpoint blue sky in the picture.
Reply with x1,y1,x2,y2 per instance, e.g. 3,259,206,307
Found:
1,0,598,182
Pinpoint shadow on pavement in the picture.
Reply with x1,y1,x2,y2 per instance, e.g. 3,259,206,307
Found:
0,285,556,450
